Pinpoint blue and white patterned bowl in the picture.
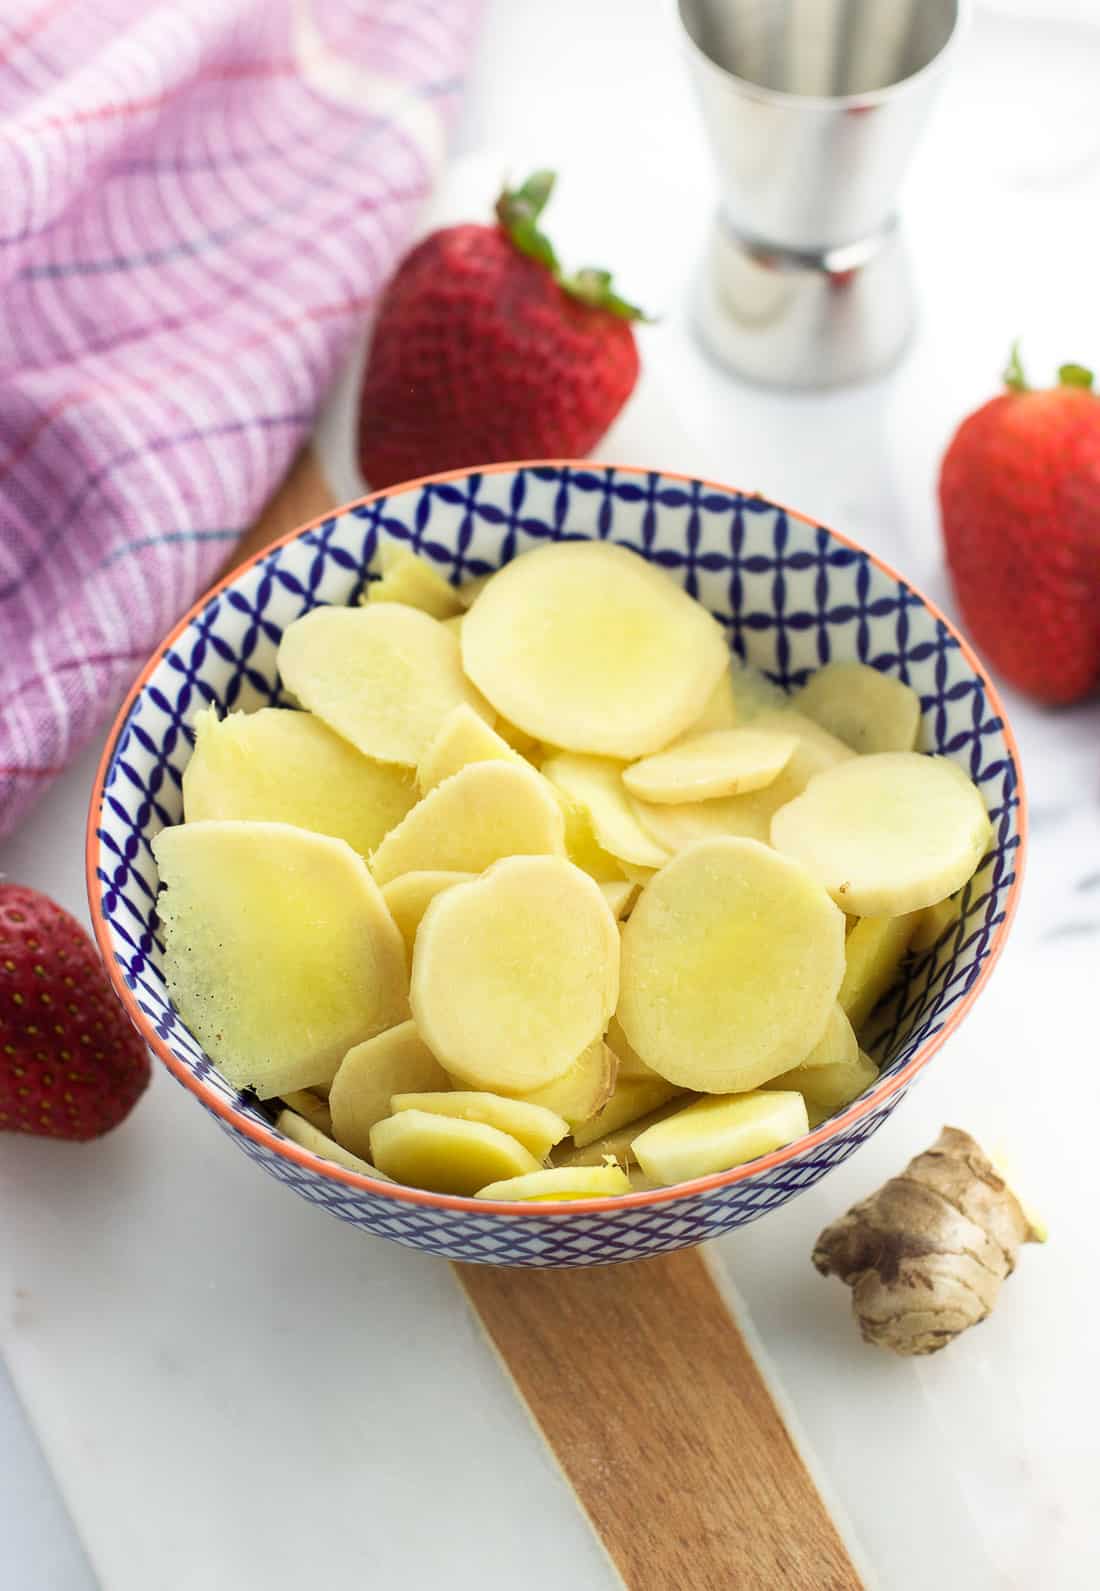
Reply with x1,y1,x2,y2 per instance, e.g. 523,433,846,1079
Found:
86,463,1024,1268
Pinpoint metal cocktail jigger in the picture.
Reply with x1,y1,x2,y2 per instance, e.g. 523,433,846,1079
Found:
678,0,965,388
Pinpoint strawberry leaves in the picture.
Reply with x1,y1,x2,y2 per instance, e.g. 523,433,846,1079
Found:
496,170,559,273
1003,341,1095,395
496,171,649,322
1058,363,1094,391
562,266,649,323
1003,341,1029,392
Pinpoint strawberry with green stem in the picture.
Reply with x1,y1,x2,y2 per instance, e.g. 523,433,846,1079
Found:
939,345,1100,704
357,171,647,489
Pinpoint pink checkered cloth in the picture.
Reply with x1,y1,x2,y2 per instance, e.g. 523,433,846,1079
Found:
0,0,480,837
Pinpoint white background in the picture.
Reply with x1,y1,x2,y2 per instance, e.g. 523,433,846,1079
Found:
3,1,1100,1586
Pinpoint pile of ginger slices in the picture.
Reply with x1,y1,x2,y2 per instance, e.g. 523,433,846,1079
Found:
151,540,990,1201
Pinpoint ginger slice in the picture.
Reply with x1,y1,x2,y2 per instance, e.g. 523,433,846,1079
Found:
416,703,525,794
278,602,490,768
617,836,844,1093
514,1040,617,1128
183,707,417,858
771,752,991,918
366,545,463,620
276,1108,392,1180
793,660,920,754
370,1110,541,1195
411,856,619,1093
461,539,729,758
153,820,408,1098
370,759,565,885
476,1164,631,1201
389,1091,568,1160
623,728,796,805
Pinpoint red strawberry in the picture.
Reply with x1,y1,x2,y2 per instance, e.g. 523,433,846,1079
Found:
357,170,645,489
939,347,1100,704
0,884,150,1141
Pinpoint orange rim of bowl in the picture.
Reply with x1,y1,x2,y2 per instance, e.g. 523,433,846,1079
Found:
86,460,1027,1220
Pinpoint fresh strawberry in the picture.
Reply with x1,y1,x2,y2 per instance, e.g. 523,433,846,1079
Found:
0,884,150,1141
939,347,1100,704
357,171,645,489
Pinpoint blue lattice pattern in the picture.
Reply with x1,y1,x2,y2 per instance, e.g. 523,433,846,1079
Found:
89,465,1021,1267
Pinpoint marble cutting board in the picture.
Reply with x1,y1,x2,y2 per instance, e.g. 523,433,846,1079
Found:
2,150,1099,1591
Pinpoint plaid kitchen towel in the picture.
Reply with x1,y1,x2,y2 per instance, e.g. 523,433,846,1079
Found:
0,0,481,837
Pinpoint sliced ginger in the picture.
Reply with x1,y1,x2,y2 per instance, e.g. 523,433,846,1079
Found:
381,870,476,964
370,760,565,885
512,1039,617,1127
276,1107,390,1179
771,752,991,917
417,703,524,794
617,837,845,1093
632,1090,809,1185
390,1091,569,1160
839,913,920,1032
599,879,639,919
728,656,788,720
367,544,463,620
619,860,658,888
555,787,626,882
741,1002,866,1114
183,706,417,857
794,660,920,754
277,602,490,768
623,727,797,804
911,895,962,952
681,669,738,735
328,1020,450,1159
571,1075,685,1148
770,1049,878,1114
816,1047,879,1110
476,1164,631,1201
493,714,541,757
798,1003,859,1071
629,709,852,854
369,1109,541,1195
153,821,408,1098
541,753,669,869
605,1013,662,1081
461,540,729,757
410,856,619,1093
281,1089,333,1137
169,543,992,1206
554,1097,687,1168
456,571,493,609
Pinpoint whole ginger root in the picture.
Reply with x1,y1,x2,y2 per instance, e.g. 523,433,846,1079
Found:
813,1126,1044,1356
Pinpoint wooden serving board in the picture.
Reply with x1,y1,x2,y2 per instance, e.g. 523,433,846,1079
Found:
461,1250,861,1590
221,445,338,576
233,449,864,1590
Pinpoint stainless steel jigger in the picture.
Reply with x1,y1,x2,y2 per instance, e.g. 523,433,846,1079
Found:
678,0,965,388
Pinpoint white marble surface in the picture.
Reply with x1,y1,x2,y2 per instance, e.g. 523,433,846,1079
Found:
3,2,1100,1586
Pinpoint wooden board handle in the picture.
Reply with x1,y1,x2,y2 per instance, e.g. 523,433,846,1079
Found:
243,453,861,1590
459,1250,862,1591
219,445,338,576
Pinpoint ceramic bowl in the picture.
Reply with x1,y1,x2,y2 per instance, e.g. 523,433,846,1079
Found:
86,462,1024,1267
